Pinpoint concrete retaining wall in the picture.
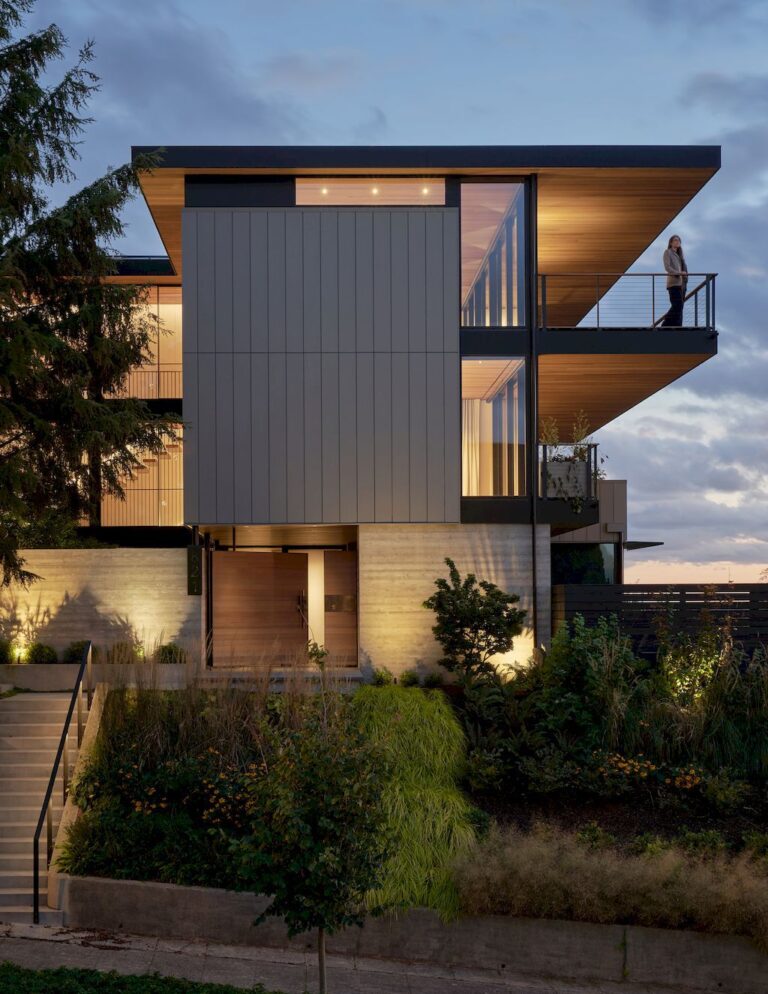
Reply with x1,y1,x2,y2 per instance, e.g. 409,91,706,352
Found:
0,663,194,692
58,876,768,993
0,549,203,659
358,523,550,675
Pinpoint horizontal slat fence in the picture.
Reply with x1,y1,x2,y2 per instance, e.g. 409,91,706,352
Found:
552,584,768,656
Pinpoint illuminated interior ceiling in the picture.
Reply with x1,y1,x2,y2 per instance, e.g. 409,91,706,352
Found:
462,358,524,400
460,183,523,305
134,151,717,284
538,352,712,436
295,177,445,205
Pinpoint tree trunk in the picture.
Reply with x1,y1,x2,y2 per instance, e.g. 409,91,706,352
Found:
318,926,327,994
86,444,102,528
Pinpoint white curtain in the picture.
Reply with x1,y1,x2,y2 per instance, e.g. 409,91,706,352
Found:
462,399,481,496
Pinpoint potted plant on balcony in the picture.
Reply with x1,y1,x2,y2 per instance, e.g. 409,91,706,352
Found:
539,411,601,512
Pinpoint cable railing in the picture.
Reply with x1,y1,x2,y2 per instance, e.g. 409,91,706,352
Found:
538,273,717,330
33,640,93,924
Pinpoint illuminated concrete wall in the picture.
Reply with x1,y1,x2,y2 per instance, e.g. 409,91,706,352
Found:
0,549,203,657
358,523,550,676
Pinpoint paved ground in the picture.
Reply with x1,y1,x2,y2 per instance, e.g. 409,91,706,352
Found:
0,922,686,994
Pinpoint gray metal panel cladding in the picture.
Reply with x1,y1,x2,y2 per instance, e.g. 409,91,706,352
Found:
182,206,459,525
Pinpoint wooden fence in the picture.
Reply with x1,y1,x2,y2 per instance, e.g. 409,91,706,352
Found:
551,584,768,656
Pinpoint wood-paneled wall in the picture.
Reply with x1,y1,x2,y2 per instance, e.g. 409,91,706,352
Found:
182,208,461,525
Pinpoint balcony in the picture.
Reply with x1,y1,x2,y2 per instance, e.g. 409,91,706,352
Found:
537,442,600,531
538,272,717,331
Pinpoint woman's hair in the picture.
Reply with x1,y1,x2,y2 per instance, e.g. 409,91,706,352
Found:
667,234,684,257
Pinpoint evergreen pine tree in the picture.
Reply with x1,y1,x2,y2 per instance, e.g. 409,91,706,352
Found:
0,0,174,584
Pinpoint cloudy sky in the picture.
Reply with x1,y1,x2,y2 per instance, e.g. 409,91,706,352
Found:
27,0,768,581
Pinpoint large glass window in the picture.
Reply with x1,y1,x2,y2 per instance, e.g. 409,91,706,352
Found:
462,358,526,497
461,182,526,327
121,286,182,399
296,178,445,206
551,544,618,585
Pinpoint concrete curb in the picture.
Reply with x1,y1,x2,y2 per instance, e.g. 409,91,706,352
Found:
56,876,768,993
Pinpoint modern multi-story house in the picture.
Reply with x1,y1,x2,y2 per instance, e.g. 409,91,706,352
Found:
17,145,722,674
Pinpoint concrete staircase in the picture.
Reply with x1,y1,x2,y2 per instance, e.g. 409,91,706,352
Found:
0,692,79,925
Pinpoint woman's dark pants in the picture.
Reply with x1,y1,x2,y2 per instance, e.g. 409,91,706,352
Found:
662,286,684,326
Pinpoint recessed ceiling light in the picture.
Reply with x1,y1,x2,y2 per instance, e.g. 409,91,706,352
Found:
422,187,429,195
372,186,379,195
321,187,328,195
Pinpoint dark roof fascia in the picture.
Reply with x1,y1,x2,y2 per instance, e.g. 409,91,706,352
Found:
131,145,721,172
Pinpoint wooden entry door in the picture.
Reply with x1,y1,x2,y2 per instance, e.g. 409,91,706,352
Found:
213,551,308,666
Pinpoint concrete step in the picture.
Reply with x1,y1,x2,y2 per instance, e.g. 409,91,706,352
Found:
0,823,37,839
0,837,53,856
0,733,77,750
0,701,73,714
0,853,33,871
0,712,73,727
0,753,77,776
0,906,64,925
0,886,45,903
0,870,34,888
0,785,64,825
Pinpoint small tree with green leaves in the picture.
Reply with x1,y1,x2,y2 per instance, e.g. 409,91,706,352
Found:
424,557,527,684
232,694,392,994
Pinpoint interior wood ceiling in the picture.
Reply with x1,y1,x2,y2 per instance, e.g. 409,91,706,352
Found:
138,165,715,286
462,358,524,400
538,352,712,436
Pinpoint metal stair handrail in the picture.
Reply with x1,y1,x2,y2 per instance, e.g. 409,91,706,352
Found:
32,640,93,924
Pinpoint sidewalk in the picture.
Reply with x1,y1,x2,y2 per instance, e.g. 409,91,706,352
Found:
0,922,684,994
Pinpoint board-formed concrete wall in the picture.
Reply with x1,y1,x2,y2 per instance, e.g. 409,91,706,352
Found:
358,523,550,675
0,549,203,657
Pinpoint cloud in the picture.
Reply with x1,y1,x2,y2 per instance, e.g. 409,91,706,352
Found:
258,53,359,92
352,106,388,142
630,0,766,28
680,72,768,117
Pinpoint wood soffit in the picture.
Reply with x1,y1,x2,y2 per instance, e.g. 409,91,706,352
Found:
538,352,712,435
136,164,718,280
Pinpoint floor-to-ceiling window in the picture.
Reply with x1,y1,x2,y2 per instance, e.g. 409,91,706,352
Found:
120,286,182,399
461,357,526,497
460,182,526,328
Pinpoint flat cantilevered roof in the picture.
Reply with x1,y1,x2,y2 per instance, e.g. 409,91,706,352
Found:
131,144,721,279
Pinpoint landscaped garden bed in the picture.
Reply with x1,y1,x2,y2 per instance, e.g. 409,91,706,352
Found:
57,560,768,962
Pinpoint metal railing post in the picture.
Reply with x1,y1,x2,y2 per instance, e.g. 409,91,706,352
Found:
595,275,600,328
33,638,93,925
652,274,655,327
540,276,547,328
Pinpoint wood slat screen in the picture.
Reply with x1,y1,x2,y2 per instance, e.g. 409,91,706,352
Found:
552,584,768,656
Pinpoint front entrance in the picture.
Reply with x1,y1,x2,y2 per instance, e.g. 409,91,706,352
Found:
212,551,308,666
210,547,358,668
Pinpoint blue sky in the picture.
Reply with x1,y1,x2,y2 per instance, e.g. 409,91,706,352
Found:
29,0,768,579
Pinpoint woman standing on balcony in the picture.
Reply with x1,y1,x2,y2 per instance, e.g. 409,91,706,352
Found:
662,234,688,326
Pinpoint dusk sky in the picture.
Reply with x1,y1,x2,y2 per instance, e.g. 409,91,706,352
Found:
32,0,768,582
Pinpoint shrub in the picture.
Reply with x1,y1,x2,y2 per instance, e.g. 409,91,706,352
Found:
104,641,143,664
676,827,728,858
27,642,58,664
454,823,768,950
351,685,476,918
154,642,187,665
371,666,394,686
398,669,419,687
0,962,283,993
0,637,11,664
63,640,91,664
423,558,526,684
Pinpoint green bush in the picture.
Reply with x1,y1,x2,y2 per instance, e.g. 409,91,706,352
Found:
371,666,394,686
27,641,58,664
154,642,187,665
63,640,91,664
351,685,476,918
398,669,419,687
0,637,11,664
